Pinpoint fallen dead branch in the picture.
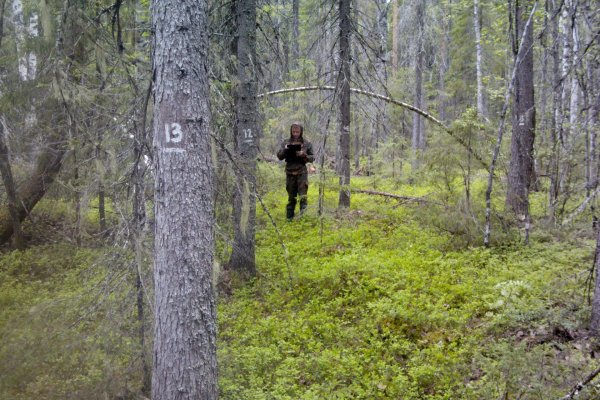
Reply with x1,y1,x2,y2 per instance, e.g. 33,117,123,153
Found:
559,365,600,400
351,189,446,207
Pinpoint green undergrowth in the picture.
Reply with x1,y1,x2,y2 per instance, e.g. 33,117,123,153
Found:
0,244,145,399
0,172,599,399
218,175,600,399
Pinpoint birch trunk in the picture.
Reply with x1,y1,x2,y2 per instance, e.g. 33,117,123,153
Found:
12,0,37,81
474,0,486,117
151,0,217,397
560,3,570,146
569,4,579,133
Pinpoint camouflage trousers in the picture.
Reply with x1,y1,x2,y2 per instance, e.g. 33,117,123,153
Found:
286,170,308,219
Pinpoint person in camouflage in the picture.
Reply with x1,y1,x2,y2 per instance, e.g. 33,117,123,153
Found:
277,122,315,220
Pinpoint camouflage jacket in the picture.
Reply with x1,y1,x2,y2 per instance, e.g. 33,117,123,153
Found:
277,139,315,175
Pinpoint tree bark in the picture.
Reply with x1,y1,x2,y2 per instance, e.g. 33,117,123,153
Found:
506,0,536,219
411,0,425,172
132,80,152,396
591,224,600,333
151,0,217,398
0,100,68,246
12,0,37,81
568,2,579,135
549,0,562,222
338,0,351,208
392,0,399,72
229,0,258,277
0,119,24,249
474,0,486,117
373,0,388,146
438,1,451,123
484,3,537,247
292,0,299,61
0,5,24,249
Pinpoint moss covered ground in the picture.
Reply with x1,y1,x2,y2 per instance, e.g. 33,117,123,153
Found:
1,173,599,399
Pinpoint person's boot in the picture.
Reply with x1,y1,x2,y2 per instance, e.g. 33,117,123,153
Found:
299,197,307,217
286,206,295,221
299,204,307,217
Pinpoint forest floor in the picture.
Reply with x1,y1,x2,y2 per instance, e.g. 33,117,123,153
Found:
1,172,600,399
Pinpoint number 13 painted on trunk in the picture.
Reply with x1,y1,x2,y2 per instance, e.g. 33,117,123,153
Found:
165,123,183,143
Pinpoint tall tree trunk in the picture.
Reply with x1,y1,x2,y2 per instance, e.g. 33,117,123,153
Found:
292,0,299,61
589,7,600,333
0,0,81,247
587,36,599,226
438,0,451,123
132,124,150,395
0,119,24,249
411,1,425,172
132,80,152,396
568,3,579,134
0,4,23,249
474,0,486,117
538,0,550,155
354,116,360,170
483,3,537,246
392,0,399,72
548,0,561,222
0,110,68,245
151,0,217,398
12,0,37,81
73,142,81,246
96,132,107,235
374,0,388,145
559,2,570,146
230,0,258,277
337,0,351,208
591,224,600,334
506,0,536,219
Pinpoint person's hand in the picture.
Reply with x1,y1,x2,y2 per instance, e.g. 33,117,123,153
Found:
296,150,306,157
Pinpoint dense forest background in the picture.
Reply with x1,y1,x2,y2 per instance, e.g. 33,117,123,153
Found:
1,0,600,398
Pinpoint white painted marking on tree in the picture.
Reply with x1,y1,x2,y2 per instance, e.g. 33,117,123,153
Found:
165,123,183,143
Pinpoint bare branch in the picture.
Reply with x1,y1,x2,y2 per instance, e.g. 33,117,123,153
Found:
258,85,489,169
352,188,446,207
559,366,600,400
562,185,600,226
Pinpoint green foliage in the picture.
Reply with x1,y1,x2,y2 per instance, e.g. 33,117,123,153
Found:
0,243,146,399
1,173,599,399
217,176,599,399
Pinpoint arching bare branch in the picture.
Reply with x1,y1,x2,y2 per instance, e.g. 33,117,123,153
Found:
258,85,489,169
